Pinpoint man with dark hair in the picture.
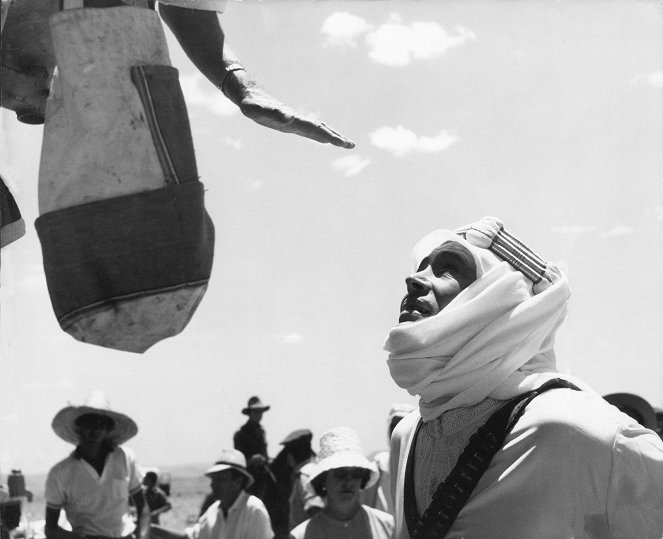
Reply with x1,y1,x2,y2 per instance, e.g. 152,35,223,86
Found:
45,392,147,539
151,449,273,539
385,216,663,539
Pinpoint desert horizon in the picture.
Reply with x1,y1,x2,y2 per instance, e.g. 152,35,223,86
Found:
12,464,217,530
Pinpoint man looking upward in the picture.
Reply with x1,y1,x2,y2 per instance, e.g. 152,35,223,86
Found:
385,216,663,539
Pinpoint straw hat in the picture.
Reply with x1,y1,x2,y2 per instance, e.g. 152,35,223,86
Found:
51,390,138,445
205,449,254,487
603,392,657,430
309,427,378,491
242,396,270,415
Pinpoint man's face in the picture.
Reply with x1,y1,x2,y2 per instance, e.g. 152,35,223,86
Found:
210,469,244,505
399,241,477,323
74,413,114,445
248,410,263,423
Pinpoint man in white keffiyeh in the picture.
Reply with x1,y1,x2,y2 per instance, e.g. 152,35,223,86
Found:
386,217,663,539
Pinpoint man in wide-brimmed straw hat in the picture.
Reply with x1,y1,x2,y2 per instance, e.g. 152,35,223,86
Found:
385,216,663,539
151,449,273,539
289,427,394,539
44,391,148,539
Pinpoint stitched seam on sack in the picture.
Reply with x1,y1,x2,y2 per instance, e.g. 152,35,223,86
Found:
132,65,179,185
57,279,209,328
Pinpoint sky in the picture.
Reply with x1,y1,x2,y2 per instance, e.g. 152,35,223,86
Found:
1,0,662,478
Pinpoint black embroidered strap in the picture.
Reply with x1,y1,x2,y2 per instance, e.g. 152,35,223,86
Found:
410,378,579,539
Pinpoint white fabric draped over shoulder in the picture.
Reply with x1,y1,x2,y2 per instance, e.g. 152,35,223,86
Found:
384,229,592,422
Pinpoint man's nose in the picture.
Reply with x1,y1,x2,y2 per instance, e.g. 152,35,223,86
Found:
405,269,432,295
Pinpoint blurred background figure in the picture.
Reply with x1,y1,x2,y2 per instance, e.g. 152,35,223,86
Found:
233,396,276,506
0,469,34,538
289,427,393,539
361,403,414,515
270,429,316,538
234,396,271,463
44,391,148,539
603,393,658,431
288,461,324,532
142,470,172,524
655,408,663,441
152,449,273,539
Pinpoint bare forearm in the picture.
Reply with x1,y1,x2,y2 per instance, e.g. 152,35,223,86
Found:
151,503,172,516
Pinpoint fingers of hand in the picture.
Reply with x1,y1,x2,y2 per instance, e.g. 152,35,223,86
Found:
286,118,355,149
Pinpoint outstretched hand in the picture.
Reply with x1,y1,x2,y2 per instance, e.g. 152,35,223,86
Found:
225,74,355,149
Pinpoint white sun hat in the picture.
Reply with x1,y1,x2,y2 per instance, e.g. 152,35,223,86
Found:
309,427,378,491
205,449,254,488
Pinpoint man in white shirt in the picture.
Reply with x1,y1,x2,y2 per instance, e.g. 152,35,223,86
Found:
151,449,273,539
45,392,147,539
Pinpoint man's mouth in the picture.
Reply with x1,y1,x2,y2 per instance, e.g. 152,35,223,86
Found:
399,299,431,322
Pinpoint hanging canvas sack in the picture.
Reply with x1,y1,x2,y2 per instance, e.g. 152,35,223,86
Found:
0,0,58,124
35,3,215,353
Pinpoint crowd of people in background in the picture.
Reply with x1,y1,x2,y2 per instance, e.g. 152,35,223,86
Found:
0,392,416,539
1,388,662,539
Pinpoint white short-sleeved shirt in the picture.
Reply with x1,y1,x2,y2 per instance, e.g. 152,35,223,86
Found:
187,492,273,539
157,0,225,13
391,388,663,539
45,446,143,537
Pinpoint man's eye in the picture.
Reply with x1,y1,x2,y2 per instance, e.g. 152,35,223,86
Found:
433,263,456,276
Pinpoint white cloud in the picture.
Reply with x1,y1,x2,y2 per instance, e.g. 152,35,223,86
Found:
552,225,598,237
249,180,264,192
321,12,374,47
366,15,476,66
180,73,238,116
321,12,475,67
601,224,634,238
629,70,663,87
276,333,304,344
369,125,458,157
331,155,371,177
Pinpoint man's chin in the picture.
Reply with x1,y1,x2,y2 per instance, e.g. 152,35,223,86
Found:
398,311,424,323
